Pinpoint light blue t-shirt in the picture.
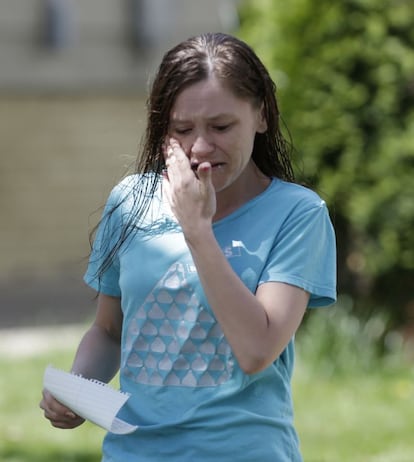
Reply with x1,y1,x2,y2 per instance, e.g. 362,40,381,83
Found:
84,174,336,462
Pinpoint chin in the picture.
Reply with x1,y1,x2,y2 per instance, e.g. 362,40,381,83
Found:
212,179,233,194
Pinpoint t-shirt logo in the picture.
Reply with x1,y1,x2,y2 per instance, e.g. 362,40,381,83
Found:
122,262,234,387
223,240,243,258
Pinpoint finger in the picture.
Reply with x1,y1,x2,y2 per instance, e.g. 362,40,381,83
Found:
41,406,81,427
41,403,85,429
166,149,191,182
196,162,212,185
164,142,178,171
165,152,177,168
166,145,174,159
40,390,80,422
50,415,85,429
168,139,190,166
169,137,181,151
164,137,179,160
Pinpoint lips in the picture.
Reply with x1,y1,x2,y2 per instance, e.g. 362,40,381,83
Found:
190,162,224,171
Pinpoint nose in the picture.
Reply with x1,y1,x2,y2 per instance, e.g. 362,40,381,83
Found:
190,134,214,156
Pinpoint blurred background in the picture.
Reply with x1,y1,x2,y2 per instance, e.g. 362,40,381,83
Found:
0,0,413,461
0,0,240,328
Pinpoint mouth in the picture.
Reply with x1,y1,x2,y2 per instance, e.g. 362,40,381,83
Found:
190,162,225,171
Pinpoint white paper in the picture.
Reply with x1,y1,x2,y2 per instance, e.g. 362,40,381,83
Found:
43,365,138,434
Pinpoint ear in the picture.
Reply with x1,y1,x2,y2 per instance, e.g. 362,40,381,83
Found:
256,103,267,133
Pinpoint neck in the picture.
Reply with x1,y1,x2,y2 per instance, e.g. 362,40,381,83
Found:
214,165,270,221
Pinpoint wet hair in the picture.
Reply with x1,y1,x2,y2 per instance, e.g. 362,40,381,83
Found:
137,32,294,180
91,33,295,281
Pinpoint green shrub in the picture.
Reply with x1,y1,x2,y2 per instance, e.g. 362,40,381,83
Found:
296,297,405,377
238,0,414,327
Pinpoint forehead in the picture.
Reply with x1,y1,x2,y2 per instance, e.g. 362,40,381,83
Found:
170,76,255,121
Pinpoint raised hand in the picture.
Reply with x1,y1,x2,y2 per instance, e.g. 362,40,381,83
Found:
163,138,216,239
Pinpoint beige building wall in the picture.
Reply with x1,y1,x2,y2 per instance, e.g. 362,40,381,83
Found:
0,95,145,276
0,95,146,326
0,0,239,327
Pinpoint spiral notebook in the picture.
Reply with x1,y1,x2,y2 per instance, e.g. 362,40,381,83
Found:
43,365,138,434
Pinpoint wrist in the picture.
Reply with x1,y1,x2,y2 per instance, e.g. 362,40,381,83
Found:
183,222,215,249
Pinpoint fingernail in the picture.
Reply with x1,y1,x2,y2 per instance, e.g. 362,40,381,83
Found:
65,411,76,419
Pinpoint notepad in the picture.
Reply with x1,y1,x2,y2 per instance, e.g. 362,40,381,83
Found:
43,365,138,434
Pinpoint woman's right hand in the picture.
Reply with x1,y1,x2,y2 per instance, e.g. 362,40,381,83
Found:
40,389,85,429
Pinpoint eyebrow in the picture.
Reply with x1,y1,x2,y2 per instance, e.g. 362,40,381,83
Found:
170,113,236,124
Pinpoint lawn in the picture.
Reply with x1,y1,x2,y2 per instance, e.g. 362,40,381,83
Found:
293,359,414,461
0,324,413,462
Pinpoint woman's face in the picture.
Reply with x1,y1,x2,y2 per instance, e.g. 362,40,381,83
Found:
167,76,267,196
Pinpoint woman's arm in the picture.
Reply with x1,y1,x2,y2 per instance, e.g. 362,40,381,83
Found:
70,293,123,381
164,140,309,374
187,229,309,374
40,293,123,429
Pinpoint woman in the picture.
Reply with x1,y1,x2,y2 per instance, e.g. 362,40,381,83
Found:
40,32,336,461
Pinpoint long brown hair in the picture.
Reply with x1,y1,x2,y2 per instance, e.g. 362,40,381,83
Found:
91,33,295,281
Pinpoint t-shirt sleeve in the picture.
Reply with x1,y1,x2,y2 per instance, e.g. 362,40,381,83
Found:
259,199,337,308
83,185,124,297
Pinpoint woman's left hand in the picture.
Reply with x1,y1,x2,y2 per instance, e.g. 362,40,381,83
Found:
163,138,216,237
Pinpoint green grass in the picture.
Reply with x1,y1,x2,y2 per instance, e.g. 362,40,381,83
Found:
0,349,103,462
293,360,414,461
1,325,413,462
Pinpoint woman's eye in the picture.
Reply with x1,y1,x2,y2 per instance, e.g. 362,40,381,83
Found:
214,124,231,132
174,128,192,135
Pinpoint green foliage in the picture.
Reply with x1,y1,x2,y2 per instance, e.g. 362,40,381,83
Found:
238,0,414,324
296,296,406,377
